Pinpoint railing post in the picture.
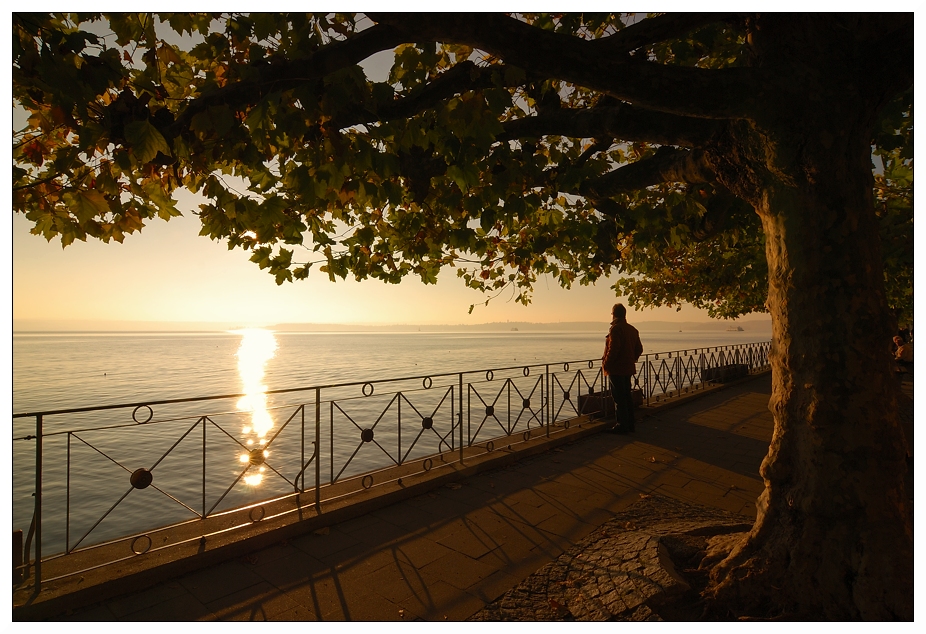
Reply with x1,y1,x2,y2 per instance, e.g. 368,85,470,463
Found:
66,431,71,552
300,404,305,492
329,400,334,485
545,364,550,438
507,379,511,435
202,416,206,517
644,356,651,406
315,388,321,512
33,414,42,593
699,350,704,387
458,373,464,463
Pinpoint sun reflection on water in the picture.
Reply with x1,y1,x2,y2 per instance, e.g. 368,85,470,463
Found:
232,328,277,486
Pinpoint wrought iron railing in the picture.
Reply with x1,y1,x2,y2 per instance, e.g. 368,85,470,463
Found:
12,340,770,594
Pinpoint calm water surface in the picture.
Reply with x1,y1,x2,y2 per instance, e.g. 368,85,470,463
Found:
13,329,767,554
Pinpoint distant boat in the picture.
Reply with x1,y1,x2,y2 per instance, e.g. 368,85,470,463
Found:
727,325,744,331
511,327,519,332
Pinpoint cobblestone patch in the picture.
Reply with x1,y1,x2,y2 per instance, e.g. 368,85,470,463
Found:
469,496,752,621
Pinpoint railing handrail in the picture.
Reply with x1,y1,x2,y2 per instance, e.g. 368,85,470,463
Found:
13,339,771,594
12,341,771,419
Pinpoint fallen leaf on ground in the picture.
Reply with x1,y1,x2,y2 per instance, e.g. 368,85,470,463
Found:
314,527,330,535
639,493,651,499
446,483,462,489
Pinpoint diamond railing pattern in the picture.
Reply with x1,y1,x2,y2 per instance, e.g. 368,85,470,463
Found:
12,341,771,592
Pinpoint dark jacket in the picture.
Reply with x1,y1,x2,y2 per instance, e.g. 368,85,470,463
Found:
602,318,643,376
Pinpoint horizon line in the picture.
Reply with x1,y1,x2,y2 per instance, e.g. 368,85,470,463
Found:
13,316,772,333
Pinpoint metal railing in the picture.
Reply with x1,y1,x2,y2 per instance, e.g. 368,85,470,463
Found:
12,340,770,594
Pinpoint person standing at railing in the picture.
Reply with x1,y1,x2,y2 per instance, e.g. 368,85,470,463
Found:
602,303,644,434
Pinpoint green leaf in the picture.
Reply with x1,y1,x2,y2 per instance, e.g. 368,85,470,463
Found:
63,190,109,223
142,182,181,219
124,120,171,164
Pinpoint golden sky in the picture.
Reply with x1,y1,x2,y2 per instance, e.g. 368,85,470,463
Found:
12,188,719,328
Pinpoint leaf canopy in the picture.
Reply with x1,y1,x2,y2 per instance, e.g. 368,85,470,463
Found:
12,13,913,321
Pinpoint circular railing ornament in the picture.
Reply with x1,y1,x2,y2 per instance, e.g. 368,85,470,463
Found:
249,506,265,522
486,441,495,452
588,360,594,369
361,428,375,443
423,458,433,472
563,390,571,401
522,366,530,377
563,362,570,372
422,376,432,389
421,416,433,430
362,475,374,489
362,383,374,397
523,430,531,442
564,420,571,429
485,370,494,381
130,468,153,489
248,448,266,466
485,405,495,417
132,405,153,424
522,398,530,409
131,534,152,555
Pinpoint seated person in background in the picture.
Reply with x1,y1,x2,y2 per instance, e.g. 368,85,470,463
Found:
894,336,914,373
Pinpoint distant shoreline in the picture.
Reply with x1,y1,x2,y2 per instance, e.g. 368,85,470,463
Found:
13,317,772,334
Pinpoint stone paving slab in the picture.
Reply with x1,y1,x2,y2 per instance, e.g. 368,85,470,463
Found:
469,496,753,621
44,374,776,621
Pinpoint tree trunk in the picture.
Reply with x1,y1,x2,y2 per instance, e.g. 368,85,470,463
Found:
704,113,913,619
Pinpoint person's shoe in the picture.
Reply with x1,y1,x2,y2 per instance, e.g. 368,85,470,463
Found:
607,426,628,434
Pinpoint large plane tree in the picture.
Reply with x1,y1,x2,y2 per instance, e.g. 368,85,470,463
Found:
12,13,913,619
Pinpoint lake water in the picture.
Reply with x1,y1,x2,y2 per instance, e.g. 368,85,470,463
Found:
13,328,769,555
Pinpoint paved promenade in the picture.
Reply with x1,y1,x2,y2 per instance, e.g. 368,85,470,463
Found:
53,373,780,621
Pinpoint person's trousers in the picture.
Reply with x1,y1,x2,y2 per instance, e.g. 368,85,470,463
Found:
609,374,635,431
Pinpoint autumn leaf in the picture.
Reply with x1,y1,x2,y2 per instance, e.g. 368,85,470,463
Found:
123,120,171,165
22,141,45,166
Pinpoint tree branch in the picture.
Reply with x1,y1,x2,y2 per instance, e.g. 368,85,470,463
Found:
580,147,715,198
167,23,406,137
331,61,510,129
499,105,720,147
587,13,736,56
369,13,760,120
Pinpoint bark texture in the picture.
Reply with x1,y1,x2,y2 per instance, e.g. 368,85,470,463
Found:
700,16,913,619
